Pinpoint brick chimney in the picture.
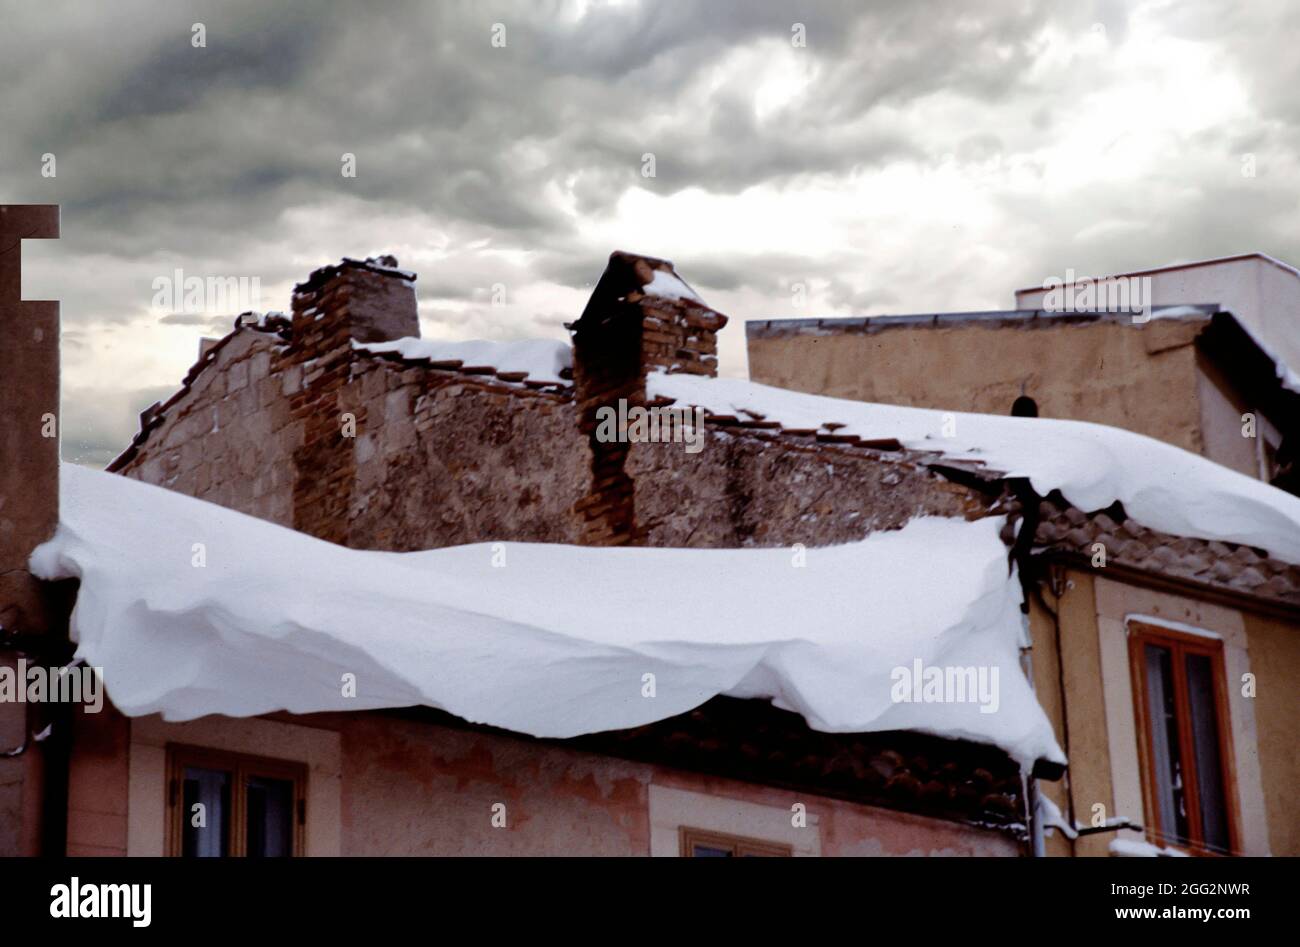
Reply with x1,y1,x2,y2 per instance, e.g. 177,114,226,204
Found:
0,204,60,856
569,251,726,545
290,255,419,348
286,256,418,545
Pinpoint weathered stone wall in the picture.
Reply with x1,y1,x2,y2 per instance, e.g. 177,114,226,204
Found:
566,252,993,550
343,359,588,549
629,430,984,548
116,329,302,527
115,254,999,560
117,256,592,551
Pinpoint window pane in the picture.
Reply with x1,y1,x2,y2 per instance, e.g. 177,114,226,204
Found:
246,775,295,857
691,844,733,857
182,766,230,858
1143,644,1189,844
1185,653,1230,853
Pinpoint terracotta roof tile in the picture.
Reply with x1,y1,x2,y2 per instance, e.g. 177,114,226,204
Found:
1035,498,1300,608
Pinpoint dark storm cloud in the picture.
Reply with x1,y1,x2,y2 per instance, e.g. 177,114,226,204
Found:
91,10,328,124
1,0,1297,465
3,0,1066,255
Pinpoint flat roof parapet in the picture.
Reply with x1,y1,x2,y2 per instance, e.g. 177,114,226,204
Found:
746,304,1220,339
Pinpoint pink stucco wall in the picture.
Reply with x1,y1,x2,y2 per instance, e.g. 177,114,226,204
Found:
65,708,1021,857
335,713,1021,856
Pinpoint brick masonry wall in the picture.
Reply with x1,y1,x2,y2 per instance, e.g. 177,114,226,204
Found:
638,295,723,377
286,270,365,544
570,252,732,546
572,298,644,546
569,252,991,548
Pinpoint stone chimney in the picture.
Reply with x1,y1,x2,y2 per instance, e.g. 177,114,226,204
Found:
0,204,60,856
568,251,726,545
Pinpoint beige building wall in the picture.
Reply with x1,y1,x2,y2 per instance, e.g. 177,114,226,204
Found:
1027,568,1117,857
1016,254,1300,388
1239,609,1300,856
746,320,1207,453
1029,564,1299,857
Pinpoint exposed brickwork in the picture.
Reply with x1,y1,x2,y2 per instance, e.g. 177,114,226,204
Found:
0,205,61,636
287,270,368,543
570,252,732,546
572,292,643,546
114,250,1000,561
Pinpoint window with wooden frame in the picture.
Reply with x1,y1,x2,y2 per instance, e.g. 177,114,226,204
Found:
1127,622,1239,856
679,827,792,858
166,744,306,857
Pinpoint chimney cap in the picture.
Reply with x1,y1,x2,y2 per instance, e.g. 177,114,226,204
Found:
573,250,710,330
293,254,416,297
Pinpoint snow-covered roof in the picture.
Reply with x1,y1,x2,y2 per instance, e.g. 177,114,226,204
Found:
354,337,571,385
648,372,1300,567
642,268,702,303
31,463,1064,771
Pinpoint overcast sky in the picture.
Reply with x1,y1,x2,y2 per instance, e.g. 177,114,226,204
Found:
3,0,1298,466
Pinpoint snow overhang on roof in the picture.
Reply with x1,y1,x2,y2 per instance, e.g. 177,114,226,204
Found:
31,463,1064,773
646,371,1300,568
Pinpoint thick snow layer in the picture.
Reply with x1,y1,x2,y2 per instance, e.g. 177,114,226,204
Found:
31,464,1063,770
643,269,702,303
649,372,1300,566
354,337,571,384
